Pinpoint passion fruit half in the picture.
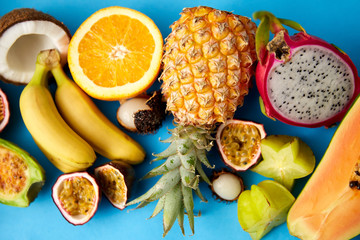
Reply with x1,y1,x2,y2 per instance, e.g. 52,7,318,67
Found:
0,89,10,132
52,172,100,225
0,138,45,207
94,161,135,210
216,120,266,171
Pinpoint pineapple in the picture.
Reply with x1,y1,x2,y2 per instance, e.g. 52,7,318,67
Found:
127,6,257,236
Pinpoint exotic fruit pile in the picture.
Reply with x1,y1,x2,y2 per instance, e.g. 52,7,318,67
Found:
254,11,360,128
127,6,257,236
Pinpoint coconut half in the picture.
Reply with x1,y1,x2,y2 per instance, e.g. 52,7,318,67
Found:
0,8,71,84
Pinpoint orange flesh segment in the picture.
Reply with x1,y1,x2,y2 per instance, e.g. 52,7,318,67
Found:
78,15,155,88
287,96,360,240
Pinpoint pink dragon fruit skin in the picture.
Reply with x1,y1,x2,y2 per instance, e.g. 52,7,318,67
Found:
254,12,360,128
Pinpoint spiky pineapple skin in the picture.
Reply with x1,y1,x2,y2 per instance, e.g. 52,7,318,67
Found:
161,6,257,128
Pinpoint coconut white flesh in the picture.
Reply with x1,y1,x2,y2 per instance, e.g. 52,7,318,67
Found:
117,98,151,130
0,20,70,84
212,173,242,201
267,45,355,124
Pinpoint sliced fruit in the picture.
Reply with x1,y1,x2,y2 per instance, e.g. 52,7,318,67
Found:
251,135,315,190
117,91,167,133
287,95,360,240
94,161,135,210
0,89,10,132
52,172,100,225
216,120,266,171
0,8,71,84
0,138,45,207
68,6,163,100
210,169,244,202
237,180,295,240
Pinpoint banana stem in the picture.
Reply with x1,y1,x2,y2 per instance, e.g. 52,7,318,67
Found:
29,49,63,86
51,65,68,87
28,63,50,87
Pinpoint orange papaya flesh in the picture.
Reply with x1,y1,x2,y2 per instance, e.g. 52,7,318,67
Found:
287,94,360,240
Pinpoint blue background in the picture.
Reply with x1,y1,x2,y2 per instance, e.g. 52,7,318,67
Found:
1,0,360,239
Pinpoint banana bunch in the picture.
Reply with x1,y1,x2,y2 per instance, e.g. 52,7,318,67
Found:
20,50,145,173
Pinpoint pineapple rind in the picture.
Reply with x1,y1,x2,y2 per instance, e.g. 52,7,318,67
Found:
161,6,257,128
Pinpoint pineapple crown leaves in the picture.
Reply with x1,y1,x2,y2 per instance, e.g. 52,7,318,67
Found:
126,125,215,237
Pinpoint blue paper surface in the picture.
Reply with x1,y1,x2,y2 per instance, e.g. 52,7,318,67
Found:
1,0,360,239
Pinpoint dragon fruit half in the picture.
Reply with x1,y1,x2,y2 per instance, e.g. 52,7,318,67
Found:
254,11,360,128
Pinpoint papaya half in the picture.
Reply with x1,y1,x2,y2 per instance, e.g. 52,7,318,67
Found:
287,94,360,240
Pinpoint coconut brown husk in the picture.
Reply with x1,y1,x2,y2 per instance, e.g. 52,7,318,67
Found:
0,8,71,38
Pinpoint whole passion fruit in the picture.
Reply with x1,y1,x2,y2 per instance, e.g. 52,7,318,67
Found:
94,161,135,210
52,172,100,225
0,88,10,132
0,138,45,207
216,120,266,171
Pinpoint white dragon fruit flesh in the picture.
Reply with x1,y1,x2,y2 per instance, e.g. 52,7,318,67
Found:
254,11,360,128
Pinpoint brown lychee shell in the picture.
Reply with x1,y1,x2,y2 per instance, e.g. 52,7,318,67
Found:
0,8,72,85
133,90,167,134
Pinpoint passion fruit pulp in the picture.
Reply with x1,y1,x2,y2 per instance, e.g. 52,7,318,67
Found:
52,172,100,225
0,138,45,207
0,89,10,132
94,161,135,210
216,120,266,171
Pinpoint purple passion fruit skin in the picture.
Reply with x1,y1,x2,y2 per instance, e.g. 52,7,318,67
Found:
0,88,10,132
94,161,135,210
0,138,45,207
216,119,266,171
52,172,100,225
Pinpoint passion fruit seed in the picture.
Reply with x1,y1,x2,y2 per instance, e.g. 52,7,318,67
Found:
210,169,244,202
221,123,262,167
96,168,126,205
58,177,96,216
0,146,28,197
94,161,135,210
0,89,10,132
0,97,5,122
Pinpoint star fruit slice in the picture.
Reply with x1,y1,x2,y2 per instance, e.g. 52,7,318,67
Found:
237,180,295,240
251,135,315,190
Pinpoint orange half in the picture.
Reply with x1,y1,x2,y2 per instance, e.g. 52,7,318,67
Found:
68,7,163,100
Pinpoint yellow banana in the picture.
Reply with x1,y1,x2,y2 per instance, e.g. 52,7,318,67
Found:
19,50,96,173
50,50,145,164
